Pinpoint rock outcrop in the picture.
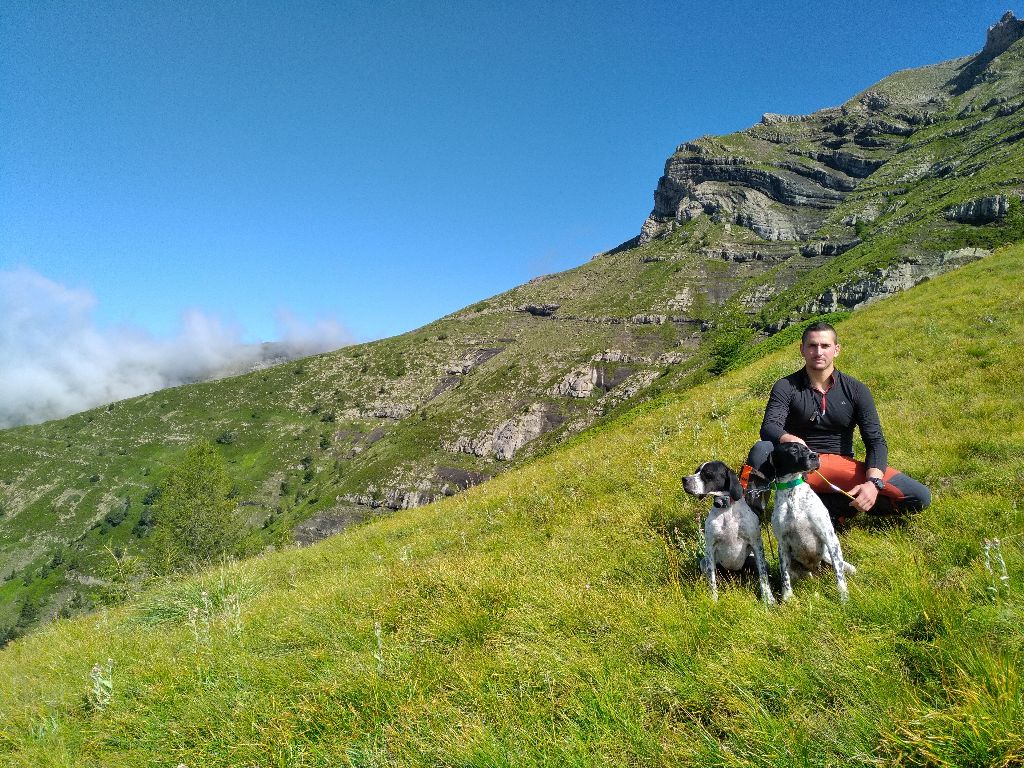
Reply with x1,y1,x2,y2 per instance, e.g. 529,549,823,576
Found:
520,303,560,317
492,405,553,461
551,366,597,398
293,505,371,546
592,349,635,363
446,404,562,461
667,288,693,311
446,347,503,375
370,403,415,420
944,195,1009,224
981,11,1024,61
801,248,990,314
639,142,851,244
630,314,668,325
799,239,862,257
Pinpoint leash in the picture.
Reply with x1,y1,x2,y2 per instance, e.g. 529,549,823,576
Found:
811,469,857,500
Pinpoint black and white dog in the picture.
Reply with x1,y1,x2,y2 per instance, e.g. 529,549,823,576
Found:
682,461,775,604
767,443,856,602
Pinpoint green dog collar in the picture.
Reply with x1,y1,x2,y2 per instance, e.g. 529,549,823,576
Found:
771,477,805,490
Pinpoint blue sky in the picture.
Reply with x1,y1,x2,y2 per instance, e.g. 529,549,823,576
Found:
1,0,1013,344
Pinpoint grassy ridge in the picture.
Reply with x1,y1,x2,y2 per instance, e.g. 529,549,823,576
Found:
0,244,1021,766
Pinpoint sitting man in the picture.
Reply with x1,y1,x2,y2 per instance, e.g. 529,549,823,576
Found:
745,321,931,524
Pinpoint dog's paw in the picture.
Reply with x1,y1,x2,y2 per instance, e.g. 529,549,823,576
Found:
842,562,857,575
781,589,795,602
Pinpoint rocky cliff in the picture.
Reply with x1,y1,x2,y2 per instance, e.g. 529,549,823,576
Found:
638,11,1023,325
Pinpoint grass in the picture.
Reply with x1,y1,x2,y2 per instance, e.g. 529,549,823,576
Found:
0,243,1021,766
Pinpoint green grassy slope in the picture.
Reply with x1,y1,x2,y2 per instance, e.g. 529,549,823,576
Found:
1,243,1021,767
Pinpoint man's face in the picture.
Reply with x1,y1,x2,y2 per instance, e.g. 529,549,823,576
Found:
800,330,840,372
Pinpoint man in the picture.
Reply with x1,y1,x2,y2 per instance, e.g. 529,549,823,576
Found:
745,321,931,522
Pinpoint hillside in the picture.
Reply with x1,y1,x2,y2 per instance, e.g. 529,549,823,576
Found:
1,241,1022,766
1,13,1024,636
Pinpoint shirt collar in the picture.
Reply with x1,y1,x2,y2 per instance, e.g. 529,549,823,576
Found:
801,367,839,392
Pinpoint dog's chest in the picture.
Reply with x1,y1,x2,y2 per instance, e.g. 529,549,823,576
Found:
773,487,826,563
707,506,743,540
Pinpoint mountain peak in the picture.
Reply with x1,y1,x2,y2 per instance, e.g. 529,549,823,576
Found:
982,10,1024,60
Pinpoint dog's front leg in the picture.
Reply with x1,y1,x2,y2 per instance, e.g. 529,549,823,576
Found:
751,534,776,605
824,533,851,603
703,529,719,601
777,540,794,601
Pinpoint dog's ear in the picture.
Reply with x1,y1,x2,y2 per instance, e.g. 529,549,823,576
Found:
728,471,743,501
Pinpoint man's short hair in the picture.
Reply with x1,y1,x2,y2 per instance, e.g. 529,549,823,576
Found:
801,321,838,345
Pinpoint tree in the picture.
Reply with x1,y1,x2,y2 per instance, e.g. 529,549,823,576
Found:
151,444,241,571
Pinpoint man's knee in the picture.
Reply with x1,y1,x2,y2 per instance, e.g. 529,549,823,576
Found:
745,440,774,479
883,472,931,513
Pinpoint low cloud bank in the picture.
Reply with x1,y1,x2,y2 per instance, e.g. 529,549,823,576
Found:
0,268,353,428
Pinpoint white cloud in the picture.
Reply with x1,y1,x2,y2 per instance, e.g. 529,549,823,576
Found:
0,268,353,428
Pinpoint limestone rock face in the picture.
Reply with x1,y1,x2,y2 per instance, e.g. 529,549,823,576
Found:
801,150,886,178
944,195,1009,224
761,113,809,125
740,284,777,311
341,479,438,512
371,403,415,420
592,349,633,363
668,288,693,311
447,434,494,458
801,248,990,314
982,11,1024,61
551,366,597,398
639,148,849,244
630,314,667,325
446,347,503,375
446,404,563,461
493,404,551,461
799,239,862,257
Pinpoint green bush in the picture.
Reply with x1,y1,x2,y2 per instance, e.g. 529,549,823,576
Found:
150,444,241,572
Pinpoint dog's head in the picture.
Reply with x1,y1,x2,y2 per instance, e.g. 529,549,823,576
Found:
768,442,821,478
682,461,743,502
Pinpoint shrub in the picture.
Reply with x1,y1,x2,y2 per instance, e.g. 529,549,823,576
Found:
150,444,242,572
215,431,236,445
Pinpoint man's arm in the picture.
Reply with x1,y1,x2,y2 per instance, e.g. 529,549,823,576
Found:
853,379,888,471
760,378,805,445
848,378,888,512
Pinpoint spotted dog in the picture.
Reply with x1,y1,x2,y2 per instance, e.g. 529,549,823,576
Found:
768,443,856,602
682,461,775,604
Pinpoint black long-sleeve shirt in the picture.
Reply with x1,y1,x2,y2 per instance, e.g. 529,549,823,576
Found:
760,368,889,470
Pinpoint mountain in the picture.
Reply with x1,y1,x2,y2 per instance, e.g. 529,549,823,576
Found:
1,13,1023,637
1,239,1022,765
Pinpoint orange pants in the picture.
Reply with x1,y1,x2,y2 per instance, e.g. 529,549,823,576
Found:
805,453,931,512
744,441,932,513
806,454,898,497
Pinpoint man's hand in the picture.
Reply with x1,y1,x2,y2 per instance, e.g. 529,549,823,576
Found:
780,433,808,446
848,482,879,513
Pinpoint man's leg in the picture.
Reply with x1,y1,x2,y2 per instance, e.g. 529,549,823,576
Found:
742,441,775,518
808,454,931,514
883,472,932,513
